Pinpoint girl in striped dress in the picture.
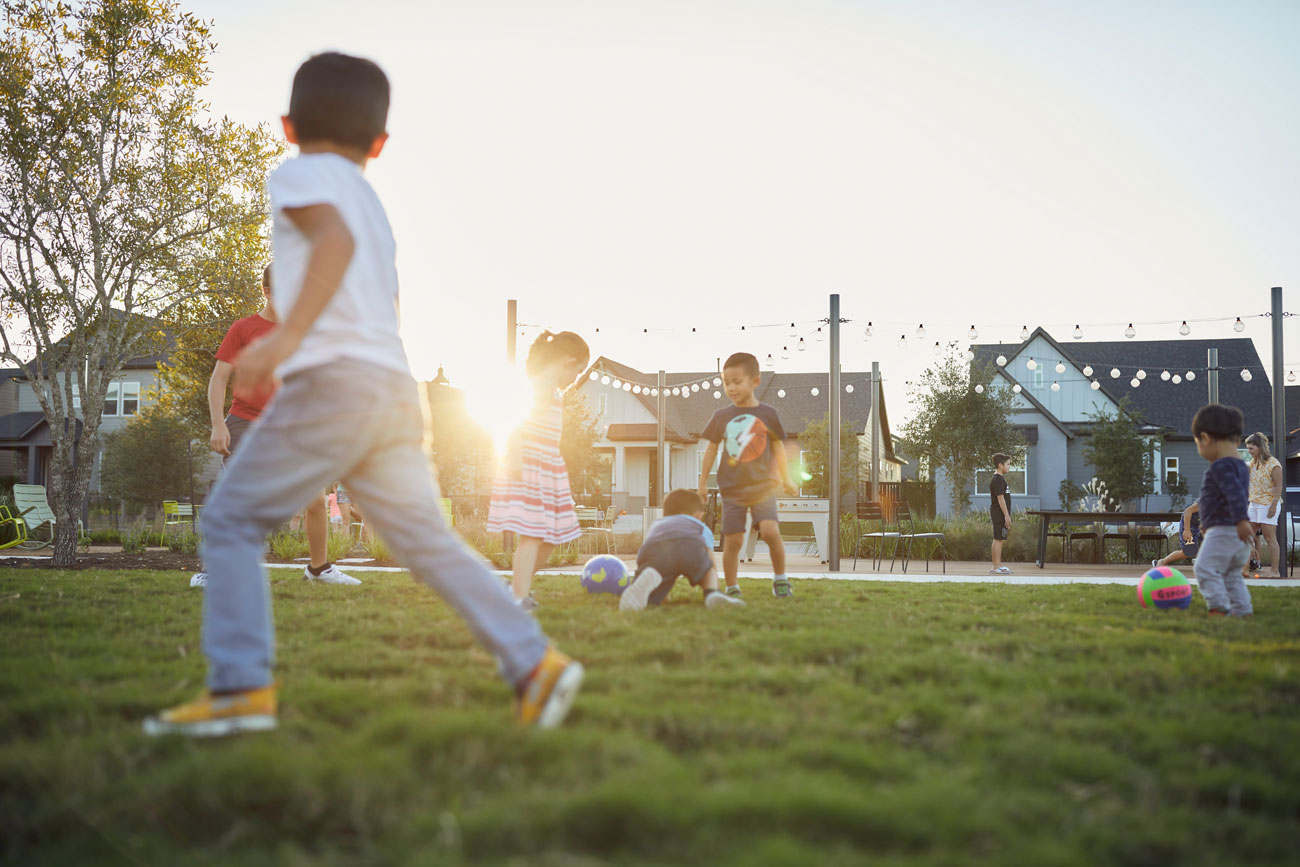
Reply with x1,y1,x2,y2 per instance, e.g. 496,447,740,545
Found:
489,331,590,609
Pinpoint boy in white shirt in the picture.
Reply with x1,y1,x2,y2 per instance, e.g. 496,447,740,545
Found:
145,53,583,736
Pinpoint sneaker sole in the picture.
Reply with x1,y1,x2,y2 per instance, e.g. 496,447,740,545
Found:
706,593,746,610
304,574,362,586
535,662,584,729
619,569,662,611
142,714,277,737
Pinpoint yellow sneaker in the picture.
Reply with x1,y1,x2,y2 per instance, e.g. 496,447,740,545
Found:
142,684,278,737
515,648,584,729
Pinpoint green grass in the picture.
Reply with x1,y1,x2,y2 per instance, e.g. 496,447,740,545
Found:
1,569,1298,866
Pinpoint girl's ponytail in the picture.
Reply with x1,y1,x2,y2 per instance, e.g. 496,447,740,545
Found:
525,330,590,378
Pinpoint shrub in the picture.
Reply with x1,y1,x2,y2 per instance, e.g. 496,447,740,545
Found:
121,523,150,554
268,529,309,561
363,533,392,563
167,529,200,556
326,529,352,564
89,529,122,545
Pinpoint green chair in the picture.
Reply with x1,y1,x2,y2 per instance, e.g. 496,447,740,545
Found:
13,484,57,549
0,505,28,550
161,500,194,542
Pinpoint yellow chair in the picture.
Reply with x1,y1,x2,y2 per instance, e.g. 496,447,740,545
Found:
0,505,27,550
162,500,194,542
439,497,455,528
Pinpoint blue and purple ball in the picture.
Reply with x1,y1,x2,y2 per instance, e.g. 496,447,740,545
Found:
1137,566,1193,610
581,555,629,596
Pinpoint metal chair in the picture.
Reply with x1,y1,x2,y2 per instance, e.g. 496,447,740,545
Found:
13,484,57,549
1047,520,1069,562
853,501,901,571
0,505,27,550
1134,521,1169,564
438,497,455,528
1068,523,1100,563
894,500,946,574
161,500,194,542
1102,520,1132,564
574,505,616,554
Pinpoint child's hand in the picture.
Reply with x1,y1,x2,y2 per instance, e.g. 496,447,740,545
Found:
234,332,296,403
1236,519,1254,544
697,485,708,502
782,481,798,496
1181,527,1193,544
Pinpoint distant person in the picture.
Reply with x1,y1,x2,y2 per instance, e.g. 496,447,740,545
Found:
194,264,356,588
145,52,582,737
1152,500,1200,570
487,330,589,611
619,489,745,611
1244,432,1284,577
696,352,799,600
1190,404,1254,617
989,453,1013,575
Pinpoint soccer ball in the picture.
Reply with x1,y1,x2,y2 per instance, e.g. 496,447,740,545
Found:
581,554,630,596
1137,566,1193,610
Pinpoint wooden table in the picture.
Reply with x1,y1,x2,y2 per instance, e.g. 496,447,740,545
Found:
1026,510,1183,568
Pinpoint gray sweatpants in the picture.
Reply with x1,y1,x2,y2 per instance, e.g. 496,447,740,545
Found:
1195,525,1254,616
200,360,549,691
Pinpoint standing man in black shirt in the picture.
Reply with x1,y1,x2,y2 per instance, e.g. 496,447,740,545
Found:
989,453,1013,574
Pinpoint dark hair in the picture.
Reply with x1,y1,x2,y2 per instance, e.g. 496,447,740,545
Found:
262,264,272,289
723,352,759,378
663,489,704,517
992,453,1011,467
289,52,390,150
1192,404,1244,442
525,331,590,378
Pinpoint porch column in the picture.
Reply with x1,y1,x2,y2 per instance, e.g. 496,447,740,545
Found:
26,446,37,484
613,444,626,495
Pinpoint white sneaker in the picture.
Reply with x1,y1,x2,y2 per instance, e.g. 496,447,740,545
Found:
705,590,746,610
303,563,361,585
619,567,662,612
988,566,1012,574
190,572,207,588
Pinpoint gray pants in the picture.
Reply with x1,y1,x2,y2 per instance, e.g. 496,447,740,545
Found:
1195,525,1254,616
200,360,549,691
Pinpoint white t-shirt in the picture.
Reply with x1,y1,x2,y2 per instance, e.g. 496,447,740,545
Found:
267,153,410,378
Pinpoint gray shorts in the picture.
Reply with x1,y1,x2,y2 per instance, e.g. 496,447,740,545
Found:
637,537,715,605
721,494,779,535
224,414,254,460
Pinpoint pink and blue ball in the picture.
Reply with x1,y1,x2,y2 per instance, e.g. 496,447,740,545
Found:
581,554,630,596
1138,566,1193,610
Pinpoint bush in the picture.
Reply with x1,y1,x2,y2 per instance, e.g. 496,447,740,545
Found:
267,529,309,561
121,523,150,554
89,529,122,545
362,532,392,563
167,529,200,556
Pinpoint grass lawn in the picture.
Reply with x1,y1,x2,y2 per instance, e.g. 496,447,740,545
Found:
2,568,1298,866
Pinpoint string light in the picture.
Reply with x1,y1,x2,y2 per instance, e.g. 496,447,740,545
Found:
1241,369,1253,382
1090,380,1101,390
932,341,942,356
712,377,721,387
916,324,926,339
1290,371,1297,384
681,388,690,399
1012,384,1022,393
765,353,774,367
1186,371,1196,381
863,322,872,339
1130,377,1140,388
1171,375,1181,384
811,387,820,396
968,325,978,340
1125,324,1136,338
1051,381,1060,392
974,384,985,394
1136,369,1147,380
1083,364,1093,377
996,354,1007,366
1055,361,1065,374
797,338,806,352
789,323,797,337
1110,368,1121,378
601,375,611,385
632,385,641,394
1026,358,1038,371
965,350,975,362
1020,326,1030,341
1179,321,1191,336
589,371,598,381
845,384,854,393
1073,325,1083,340
713,391,721,399
1234,317,1245,332
623,382,632,391
650,388,658,396
777,389,786,398
672,387,680,395
781,347,789,360
815,327,824,342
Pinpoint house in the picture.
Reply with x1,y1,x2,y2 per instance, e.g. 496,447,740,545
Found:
576,357,902,515
934,328,1275,516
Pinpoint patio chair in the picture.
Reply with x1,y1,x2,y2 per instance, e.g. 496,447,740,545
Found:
439,497,455,528
1102,519,1132,564
895,500,946,574
161,500,194,542
1134,521,1169,563
13,484,58,549
574,505,616,555
1068,523,1100,563
853,501,901,571
0,505,27,550
1047,520,1069,562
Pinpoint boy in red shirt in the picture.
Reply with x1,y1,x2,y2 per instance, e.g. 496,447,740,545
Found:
190,265,357,587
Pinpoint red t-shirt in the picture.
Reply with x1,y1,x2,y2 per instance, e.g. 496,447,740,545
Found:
216,312,277,420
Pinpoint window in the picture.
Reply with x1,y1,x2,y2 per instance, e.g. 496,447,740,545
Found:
974,463,1028,497
597,393,608,416
121,381,140,415
103,382,120,417
1033,368,1044,390
1165,457,1179,487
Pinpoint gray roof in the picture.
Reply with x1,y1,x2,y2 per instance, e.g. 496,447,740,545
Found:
972,329,1274,437
0,411,82,445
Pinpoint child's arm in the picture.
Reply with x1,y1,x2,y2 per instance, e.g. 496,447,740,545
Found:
207,360,234,455
1216,468,1254,544
234,204,355,391
771,438,798,496
1180,501,1197,543
697,441,719,500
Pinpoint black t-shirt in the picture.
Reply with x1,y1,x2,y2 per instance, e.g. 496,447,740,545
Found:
989,473,1011,517
702,402,787,503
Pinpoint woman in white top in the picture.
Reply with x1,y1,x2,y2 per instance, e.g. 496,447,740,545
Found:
1244,432,1284,577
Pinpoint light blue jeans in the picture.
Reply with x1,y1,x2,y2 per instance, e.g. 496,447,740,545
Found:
200,361,549,691
1195,525,1254,616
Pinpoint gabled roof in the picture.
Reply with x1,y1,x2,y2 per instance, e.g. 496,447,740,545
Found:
972,328,1274,437
0,411,82,444
990,367,1075,440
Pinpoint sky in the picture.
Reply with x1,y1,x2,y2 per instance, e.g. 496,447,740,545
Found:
185,0,1300,426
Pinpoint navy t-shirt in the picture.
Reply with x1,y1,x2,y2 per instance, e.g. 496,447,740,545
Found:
702,402,787,503
1199,457,1250,529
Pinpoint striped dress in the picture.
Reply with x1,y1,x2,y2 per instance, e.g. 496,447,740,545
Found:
487,388,582,544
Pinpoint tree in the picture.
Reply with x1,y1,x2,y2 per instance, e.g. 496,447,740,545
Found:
1081,397,1159,509
561,389,603,501
901,350,1024,515
426,384,495,498
795,412,858,502
100,404,197,512
0,0,280,563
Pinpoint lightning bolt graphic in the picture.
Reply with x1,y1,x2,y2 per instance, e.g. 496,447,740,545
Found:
735,422,756,458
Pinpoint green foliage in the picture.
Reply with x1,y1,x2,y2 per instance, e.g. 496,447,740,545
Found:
3,568,1299,865
1082,397,1160,509
1057,478,1086,511
120,523,150,554
426,384,496,497
166,529,200,556
1167,472,1190,511
362,532,392,563
267,529,309,561
88,529,122,544
326,529,352,565
796,413,859,501
902,353,1024,515
561,389,604,502
99,406,200,509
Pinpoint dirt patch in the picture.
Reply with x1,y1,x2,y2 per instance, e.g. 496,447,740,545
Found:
0,551,202,571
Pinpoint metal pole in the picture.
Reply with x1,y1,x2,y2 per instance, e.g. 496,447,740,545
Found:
871,361,880,503
656,370,666,508
1208,348,1219,404
506,299,517,364
829,294,841,571
1271,286,1287,577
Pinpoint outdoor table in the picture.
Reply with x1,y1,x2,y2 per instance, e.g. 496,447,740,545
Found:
1026,510,1183,568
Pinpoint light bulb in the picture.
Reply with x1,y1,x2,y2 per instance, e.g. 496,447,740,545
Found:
1110,368,1120,378
1051,381,1061,392
777,389,786,398
1013,384,1022,393
1083,365,1093,377
1130,378,1140,388
974,384,985,394
996,354,1008,367
650,388,658,396
1027,358,1039,371
1055,361,1065,374
765,354,774,367
1290,371,1297,384
797,338,806,352
1125,324,1136,338
681,388,690,399
781,347,789,360
1172,375,1181,384
633,385,641,394
589,371,599,381
1160,370,1170,381
1179,321,1191,336
816,327,824,342
1241,369,1253,382
932,341,942,356
1091,380,1101,390
811,387,820,396
863,322,873,339
789,322,797,337
1020,326,1030,341
845,384,854,393
969,325,979,340
1073,325,1083,340
1136,369,1147,380
601,375,611,385
965,350,975,362
916,324,926,339
623,382,632,391
611,379,622,389
713,377,721,387
1186,371,1196,381
898,335,907,348
713,391,721,399
1234,317,1245,332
